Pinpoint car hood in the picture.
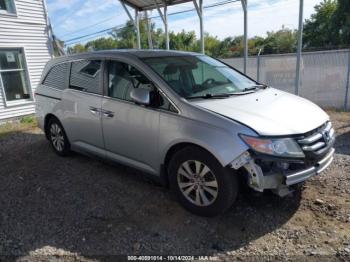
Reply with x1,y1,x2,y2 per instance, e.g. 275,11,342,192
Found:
192,88,329,136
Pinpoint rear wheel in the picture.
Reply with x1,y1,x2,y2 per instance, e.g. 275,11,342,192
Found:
48,118,70,156
168,146,238,217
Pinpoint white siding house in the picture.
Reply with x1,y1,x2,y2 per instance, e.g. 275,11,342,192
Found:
0,0,53,120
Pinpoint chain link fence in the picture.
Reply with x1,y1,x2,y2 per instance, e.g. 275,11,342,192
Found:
222,49,350,110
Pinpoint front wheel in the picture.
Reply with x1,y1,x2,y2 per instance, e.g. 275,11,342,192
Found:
168,146,238,217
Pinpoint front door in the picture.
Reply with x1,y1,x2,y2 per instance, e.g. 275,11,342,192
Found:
101,61,160,174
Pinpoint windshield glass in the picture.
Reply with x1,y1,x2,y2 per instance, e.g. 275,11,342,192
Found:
142,55,257,98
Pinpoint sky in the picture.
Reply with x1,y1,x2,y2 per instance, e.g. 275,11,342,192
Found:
46,0,322,46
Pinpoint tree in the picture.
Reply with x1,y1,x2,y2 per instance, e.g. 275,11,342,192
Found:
221,37,245,57
110,18,161,49
85,37,118,51
303,0,338,49
333,0,350,45
67,43,86,54
262,27,297,54
201,34,222,57
110,21,140,49
169,30,197,51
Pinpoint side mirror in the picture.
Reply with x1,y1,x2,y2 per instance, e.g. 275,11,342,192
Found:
130,88,151,106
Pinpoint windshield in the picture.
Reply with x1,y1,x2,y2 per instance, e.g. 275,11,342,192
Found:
142,55,258,99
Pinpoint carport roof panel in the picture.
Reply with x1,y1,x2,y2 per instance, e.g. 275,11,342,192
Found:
122,0,193,11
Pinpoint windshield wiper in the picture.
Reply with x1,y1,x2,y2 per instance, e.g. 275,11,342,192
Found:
242,84,267,92
186,84,269,99
242,86,258,92
255,84,268,88
186,93,232,100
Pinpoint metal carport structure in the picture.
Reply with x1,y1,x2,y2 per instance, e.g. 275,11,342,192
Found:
118,0,305,95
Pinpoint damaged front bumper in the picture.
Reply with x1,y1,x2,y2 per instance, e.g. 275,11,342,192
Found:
230,148,335,196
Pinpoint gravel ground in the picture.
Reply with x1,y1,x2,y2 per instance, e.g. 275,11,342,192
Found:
0,111,349,261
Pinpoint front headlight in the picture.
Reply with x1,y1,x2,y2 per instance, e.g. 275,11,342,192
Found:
240,135,305,158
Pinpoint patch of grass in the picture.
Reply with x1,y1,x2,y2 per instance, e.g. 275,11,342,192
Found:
0,115,38,138
20,115,37,125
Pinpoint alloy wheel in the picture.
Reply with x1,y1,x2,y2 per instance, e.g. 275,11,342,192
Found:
177,160,219,206
50,123,65,152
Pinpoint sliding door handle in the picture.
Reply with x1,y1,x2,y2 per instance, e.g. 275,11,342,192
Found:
102,110,114,118
89,107,99,115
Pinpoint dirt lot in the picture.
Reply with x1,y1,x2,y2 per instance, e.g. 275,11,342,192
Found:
0,111,349,261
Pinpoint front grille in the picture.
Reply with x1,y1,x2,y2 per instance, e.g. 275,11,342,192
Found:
296,121,335,160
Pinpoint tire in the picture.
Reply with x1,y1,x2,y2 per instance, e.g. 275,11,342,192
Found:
47,118,70,156
168,146,238,217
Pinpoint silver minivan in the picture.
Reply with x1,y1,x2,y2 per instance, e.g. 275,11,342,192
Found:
35,50,335,216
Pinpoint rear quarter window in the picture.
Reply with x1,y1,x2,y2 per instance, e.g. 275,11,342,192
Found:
42,63,69,90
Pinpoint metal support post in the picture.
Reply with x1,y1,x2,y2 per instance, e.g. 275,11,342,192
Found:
295,0,304,95
155,1,169,50
241,0,248,74
135,9,141,49
257,48,262,82
193,0,204,54
164,4,169,50
344,50,350,111
119,1,141,49
145,11,153,49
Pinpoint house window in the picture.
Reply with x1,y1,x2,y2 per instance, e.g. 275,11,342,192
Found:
0,0,16,15
0,48,32,103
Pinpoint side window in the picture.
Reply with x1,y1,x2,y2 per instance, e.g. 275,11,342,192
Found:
69,60,101,94
43,63,68,90
108,61,153,102
0,0,16,15
108,61,178,113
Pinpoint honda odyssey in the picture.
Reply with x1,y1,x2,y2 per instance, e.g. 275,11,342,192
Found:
35,50,335,216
